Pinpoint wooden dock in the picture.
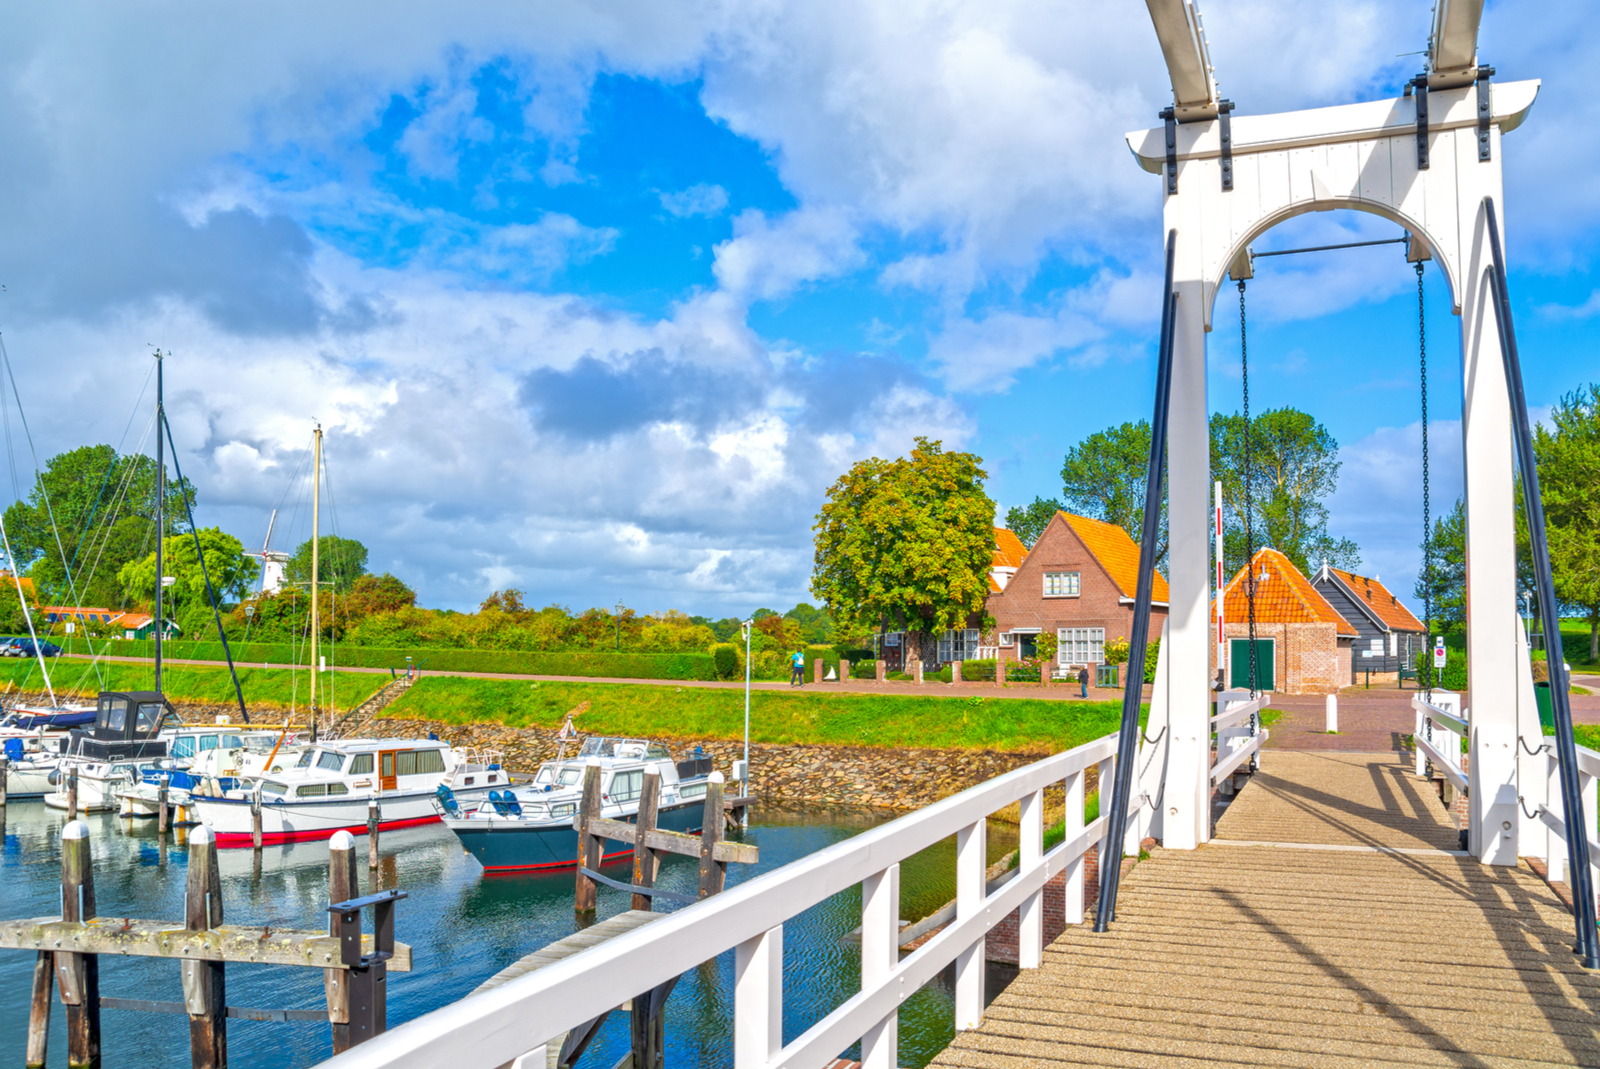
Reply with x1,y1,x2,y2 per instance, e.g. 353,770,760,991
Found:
932,750,1600,1067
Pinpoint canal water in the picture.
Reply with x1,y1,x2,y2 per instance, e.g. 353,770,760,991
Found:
0,800,1017,1068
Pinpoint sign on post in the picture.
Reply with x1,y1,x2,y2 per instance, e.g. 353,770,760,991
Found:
1433,638,1447,669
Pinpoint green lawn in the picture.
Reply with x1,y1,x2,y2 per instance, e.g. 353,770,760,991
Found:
381,676,1139,753
0,658,384,712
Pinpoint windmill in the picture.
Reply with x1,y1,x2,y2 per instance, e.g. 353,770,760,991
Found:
246,509,292,595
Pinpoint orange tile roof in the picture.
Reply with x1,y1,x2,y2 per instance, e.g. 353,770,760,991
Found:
1218,548,1358,637
1327,567,1425,632
1061,513,1170,602
990,527,1028,592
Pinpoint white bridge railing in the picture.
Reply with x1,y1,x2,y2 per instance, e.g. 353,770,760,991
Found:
1212,690,1268,784
319,732,1138,1069
1413,693,1469,796
1531,739,1600,912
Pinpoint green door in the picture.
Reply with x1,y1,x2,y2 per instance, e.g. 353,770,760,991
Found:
1229,638,1275,691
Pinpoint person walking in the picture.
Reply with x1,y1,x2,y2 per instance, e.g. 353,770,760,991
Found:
790,648,806,687
1077,665,1090,698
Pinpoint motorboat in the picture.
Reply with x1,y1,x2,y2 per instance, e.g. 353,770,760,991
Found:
438,737,715,873
187,738,509,847
42,691,180,812
113,726,306,818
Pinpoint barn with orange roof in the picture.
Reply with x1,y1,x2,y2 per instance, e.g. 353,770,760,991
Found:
1311,562,1428,682
1213,548,1368,695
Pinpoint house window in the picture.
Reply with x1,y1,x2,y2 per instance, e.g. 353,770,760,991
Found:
937,628,981,662
1057,628,1106,665
1044,572,1081,598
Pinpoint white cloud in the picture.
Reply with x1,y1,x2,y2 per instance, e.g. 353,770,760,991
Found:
711,207,862,303
1539,290,1600,321
659,183,729,218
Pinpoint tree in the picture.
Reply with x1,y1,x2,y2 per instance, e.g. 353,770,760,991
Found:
1535,383,1600,662
811,437,995,665
1210,408,1360,577
119,528,259,611
348,574,419,619
1414,498,1466,632
1060,422,1165,565
480,588,528,615
1004,496,1063,548
283,535,369,594
2,444,195,607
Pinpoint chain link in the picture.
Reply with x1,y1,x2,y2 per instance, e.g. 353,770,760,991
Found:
1418,261,1432,695
1239,280,1258,698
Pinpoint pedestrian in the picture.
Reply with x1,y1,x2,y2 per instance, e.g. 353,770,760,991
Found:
1077,665,1089,698
790,648,806,687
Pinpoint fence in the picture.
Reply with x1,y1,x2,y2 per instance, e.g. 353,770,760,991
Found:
315,731,1134,1069
1413,692,1468,801
1530,739,1600,910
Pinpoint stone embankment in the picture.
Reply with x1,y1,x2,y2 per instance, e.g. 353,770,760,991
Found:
364,715,1055,812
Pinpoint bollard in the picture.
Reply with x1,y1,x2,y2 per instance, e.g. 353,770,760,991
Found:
952,660,963,684
159,774,171,834
66,766,79,820
184,826,227,1068
1325,694,1339,733
996,650,1007,687
251,784,264,852
812,657,823,685
367,798,380,871
875,659,886,683
58,820,101,1068
326,831,358,1054
913,658,923,685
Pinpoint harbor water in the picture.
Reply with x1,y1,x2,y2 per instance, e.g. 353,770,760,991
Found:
0,799,1017,1068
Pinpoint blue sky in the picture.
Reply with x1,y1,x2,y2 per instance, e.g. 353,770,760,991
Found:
0,1,1596,616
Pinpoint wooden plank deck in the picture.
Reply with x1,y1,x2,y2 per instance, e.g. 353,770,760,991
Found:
932,750,1600,1067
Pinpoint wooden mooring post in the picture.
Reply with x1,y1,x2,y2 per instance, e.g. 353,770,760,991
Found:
5,822,414,1067
1,754,9,809
66,766,79,820
250,784,263,852
367,798,380,871
158,774,172,835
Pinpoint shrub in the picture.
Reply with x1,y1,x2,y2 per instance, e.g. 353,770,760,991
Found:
1415,649,1467,691
960,658,997,682
1144,639,1160,684
1104,637,1130,665
711,644,741,680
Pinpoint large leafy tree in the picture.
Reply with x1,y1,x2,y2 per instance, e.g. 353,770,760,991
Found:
1060,422,1165,564
1210,408,1360,577
1004,496,1063,548
811,437,994,664
1535,384,1600,662
283,535,369,594
1414,498,1466,632
119,528,259,610
2,444,195,607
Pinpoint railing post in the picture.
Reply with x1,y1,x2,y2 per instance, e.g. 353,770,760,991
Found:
632,769,662,912
860,863,900,1069
954,818,986,1030
1547,750,1566,883
185,825,227,1069
327,830,358,1054
56,820,100,1068
734,925,782,1069
26,944,51,1068
1585,770,1599,923
1416,700,1428,778
1096,756,1116,909
1062,770,1086,926
1018,788,1044,969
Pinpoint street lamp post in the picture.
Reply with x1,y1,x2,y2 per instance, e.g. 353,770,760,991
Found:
615,600,623,651
741,618,753,794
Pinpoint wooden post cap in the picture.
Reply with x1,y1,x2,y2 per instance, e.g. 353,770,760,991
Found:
62,820,90,840
707,770,724,784
189,824,215,846
330,830,356,851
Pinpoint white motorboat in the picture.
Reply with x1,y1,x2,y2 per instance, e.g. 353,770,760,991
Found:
113,726,305,818
188,738,509,847
42,690,178,812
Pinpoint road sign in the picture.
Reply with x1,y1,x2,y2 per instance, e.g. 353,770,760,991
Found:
1433,641,1447,668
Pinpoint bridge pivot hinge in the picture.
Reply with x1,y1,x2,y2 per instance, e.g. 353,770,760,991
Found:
1218,100,1234,192
1411,76,1430,171
1476,66,1495,162
1161,107,1178,195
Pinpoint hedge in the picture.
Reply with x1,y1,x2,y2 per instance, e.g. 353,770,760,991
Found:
61,638,717,681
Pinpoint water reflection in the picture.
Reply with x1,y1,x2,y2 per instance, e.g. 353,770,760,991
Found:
0,799,1016,1069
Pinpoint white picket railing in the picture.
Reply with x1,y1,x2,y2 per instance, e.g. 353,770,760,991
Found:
1212,690,1268,784
1531,740,1600,908
1413,693,1468,795
317,732,1136,1069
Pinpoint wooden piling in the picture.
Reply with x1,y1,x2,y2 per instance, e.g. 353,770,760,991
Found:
574,760,604,918
251,785,263,852
326,830,357,1054
26,948,51,1068
631,771,661,912
58,820,101,1068
66,766,78,820
697,772,727,899
367,798,380,871
1,755,9,808
185,826,227,1069
159,775,171,834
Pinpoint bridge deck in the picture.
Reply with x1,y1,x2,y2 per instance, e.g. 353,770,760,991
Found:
933,750,1600,1067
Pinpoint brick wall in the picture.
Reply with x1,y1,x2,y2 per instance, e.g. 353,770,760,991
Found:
1214,621,1345,695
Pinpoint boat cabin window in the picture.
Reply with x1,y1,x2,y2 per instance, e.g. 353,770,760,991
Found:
298,784,326,797
221,735,244,750
316,751,347,772
533,765,553,785
101,698,128,733
134,703,164,735
262,781,287,796
646,743,670,759
349,754,373,775
679,783,707,799
556,766,583,786
172,737,197,760
551,802,576,818
326,782,349,795
609,770,643,803
198,735,219,752
297,751,316,768
394,749,446,777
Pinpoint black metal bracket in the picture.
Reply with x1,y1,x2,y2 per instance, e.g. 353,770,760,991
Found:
1218,100,1234,192
1412,76,1430,171
328,888,407,1044
1161,107,1178,195
1476,65,1496,162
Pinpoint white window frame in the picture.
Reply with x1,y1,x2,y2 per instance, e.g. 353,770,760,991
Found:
1043,571,1081,598
937,628,981,662
1056,627,1105,667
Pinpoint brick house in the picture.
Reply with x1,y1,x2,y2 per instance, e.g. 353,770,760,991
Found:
1311,564,1427,683
984,511,1170,678
1214,548,1357,695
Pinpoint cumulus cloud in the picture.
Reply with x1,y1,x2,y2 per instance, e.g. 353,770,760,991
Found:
659,183,730,218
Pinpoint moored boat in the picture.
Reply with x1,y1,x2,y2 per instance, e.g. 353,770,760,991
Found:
439,737,714,873
42,691,180,812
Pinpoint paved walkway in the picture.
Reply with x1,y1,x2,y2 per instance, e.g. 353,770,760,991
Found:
932,749,1600,1067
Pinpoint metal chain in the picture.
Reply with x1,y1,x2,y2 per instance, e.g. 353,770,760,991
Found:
1239,280,1258,698
1418,261,1432,695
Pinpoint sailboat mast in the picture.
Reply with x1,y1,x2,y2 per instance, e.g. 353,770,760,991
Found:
154,350,165,694
310,425,322,727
